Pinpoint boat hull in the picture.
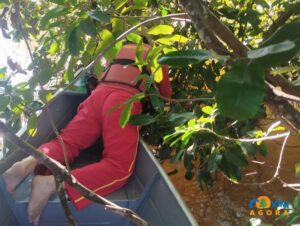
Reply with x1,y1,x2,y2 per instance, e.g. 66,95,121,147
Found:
0,91,198,226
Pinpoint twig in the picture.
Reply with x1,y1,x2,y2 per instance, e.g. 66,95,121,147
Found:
0,121,151,226
153,93,215,103
265,81,300,102
40,13,191,108
219,131,291,187
12,0,71,172
54,174,77,226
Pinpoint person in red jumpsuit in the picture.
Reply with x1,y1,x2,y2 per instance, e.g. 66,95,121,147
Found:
2,42,172,225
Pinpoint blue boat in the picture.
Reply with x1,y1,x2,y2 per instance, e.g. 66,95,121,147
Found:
0,91,198,226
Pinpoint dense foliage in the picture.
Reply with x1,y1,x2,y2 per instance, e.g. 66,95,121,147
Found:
0,0,300,224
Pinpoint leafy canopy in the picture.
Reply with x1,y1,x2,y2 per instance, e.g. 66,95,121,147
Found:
0,1,300,211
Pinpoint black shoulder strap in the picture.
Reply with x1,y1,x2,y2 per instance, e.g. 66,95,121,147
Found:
112,58,135,65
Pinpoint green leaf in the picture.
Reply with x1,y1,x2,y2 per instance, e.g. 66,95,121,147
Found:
101,0,111,7
240,142,257,156
0,95,9,111
134,0,147,7
218,156,241,182
250,40,300,67
223,145,248,167
293,193,300,210
156,34,190,45
157,50,228,67
68,27,81,56
147,24,174,35
216,62,265,120
0,68,6,79
207,150,221,172
248,40,295,59
169,112,195,122
262,20,300,47
255,0,269,8
39,90,53,103
63,57,76,83
293,79,300,86
136,39,143,63
49,0,65,5
93,63,104,77
286,212,300,226
95,29,121,61
295,163,300,178
39,7,67,29
170,149,184,163
266,121,285,134
35,59,53,85
147,45,168,61
185,171,194,180
55,52,68,72
14,82,29,91
202,106,214,115
79,18,97,36
184,153,194,171
115,0,127,10
126,33,142,43
119,101,134,128
129,114,156,125
49,41,59,56
271,66,300,75
88,9,111,23
27,113,38,137
149,87,164,112
257,143,268,156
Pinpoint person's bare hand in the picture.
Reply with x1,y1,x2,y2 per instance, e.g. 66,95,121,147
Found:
28,175,56,226
3,156,38,193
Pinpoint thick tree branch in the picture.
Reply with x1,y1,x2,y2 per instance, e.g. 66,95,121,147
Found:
179,0,249,57
179,0,300,132
180,13,229,55
0,121,151,226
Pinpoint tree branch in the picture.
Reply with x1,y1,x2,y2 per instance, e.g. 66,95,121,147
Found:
0,121,151,226
55,175,77,226
263,2,300,40
265,88,300,132
179,0,249,57
265,73,300,101
12,0,71,173
179,0,300,132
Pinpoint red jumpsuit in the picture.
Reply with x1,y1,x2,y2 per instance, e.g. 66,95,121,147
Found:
35,43,172,209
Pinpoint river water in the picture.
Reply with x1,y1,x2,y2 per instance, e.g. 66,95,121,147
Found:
162,131,300,226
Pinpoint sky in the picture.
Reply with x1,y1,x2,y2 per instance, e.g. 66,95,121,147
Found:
0,33,30,84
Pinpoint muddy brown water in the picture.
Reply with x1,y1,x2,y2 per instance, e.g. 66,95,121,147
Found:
161,131,300,226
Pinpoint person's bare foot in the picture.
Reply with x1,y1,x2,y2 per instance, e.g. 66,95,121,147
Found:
3,156,38,193
28,175,56,226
